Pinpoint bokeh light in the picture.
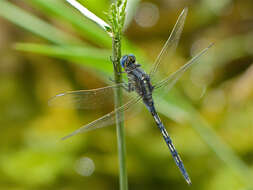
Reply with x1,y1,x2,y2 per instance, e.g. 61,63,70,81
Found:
134,2,159,28
75,157,95,177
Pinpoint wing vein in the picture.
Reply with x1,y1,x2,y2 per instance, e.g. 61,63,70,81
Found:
149,8,188,78
61,96,142,140
154,43,214,90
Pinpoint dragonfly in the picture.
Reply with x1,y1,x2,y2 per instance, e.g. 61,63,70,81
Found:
49,7,213,185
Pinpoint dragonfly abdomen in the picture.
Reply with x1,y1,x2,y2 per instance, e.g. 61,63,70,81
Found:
149,105,192,185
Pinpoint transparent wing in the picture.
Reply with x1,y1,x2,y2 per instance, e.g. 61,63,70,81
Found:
149,7,188,79
61,96,142,140
48,83,129,109
154,43,214,90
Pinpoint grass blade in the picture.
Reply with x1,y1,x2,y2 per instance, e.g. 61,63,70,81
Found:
15,43,112,73
25,0,111,47
0,0,83,45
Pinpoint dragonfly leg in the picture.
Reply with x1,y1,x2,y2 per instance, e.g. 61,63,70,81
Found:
119,82,133,92
110,56,118,73
110,56,126,75
118,82,134,92
109,77,128,85
108,77,132,92
128,82,135,92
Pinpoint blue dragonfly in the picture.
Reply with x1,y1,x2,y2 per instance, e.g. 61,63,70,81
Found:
49,8,213,185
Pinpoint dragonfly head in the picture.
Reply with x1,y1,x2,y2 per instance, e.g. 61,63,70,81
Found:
120,54,136,69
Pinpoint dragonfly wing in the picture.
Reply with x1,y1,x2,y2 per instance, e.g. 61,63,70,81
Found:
48,83,128,109
61,96,142,140
149,8,188,79
154,43,214,90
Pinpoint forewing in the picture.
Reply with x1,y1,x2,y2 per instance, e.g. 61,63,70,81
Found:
61,96,142,140
48,83,127,109
149,8,188,79
154,43,214,91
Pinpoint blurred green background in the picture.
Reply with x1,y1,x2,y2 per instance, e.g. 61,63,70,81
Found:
0,0,253,189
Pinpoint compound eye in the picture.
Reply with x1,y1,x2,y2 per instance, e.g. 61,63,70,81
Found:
120,55,128,68
128,54,136,63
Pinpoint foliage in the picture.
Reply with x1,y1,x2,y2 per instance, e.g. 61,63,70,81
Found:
0,0,253,190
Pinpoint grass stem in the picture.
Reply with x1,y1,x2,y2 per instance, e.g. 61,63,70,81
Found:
110,1,128,189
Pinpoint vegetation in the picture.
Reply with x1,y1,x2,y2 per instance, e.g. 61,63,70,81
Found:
0,0,253,189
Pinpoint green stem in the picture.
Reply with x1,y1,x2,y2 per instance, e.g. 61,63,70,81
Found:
109,1,128,188
112,33,128,190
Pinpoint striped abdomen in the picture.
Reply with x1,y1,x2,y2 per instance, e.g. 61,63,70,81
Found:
150,105,191,185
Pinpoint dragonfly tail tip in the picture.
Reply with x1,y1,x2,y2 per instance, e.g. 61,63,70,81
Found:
186,177,192,185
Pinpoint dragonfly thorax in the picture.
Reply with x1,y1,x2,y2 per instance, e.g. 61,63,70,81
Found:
120,54,154,98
